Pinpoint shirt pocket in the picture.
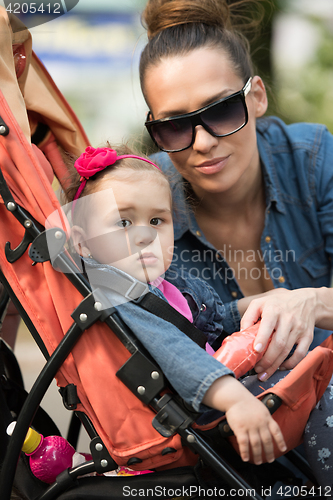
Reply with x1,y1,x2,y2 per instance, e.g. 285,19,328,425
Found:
298,244,330,280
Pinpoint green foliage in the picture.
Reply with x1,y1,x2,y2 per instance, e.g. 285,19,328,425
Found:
275,16,333,133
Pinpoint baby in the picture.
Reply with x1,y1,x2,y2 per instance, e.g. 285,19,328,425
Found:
63,144,287,466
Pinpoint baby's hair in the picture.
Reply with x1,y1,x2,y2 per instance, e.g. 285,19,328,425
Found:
63,142,170,205
140,0,268,104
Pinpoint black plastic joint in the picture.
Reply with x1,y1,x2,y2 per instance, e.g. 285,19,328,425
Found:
59,384,80,410
152,394,195,438
71,293,104,330
89,437,118,474
116,350,165,405
28,227,66,263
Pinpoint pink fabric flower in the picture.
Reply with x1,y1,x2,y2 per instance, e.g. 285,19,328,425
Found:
74,147,118,178
71,146,160,213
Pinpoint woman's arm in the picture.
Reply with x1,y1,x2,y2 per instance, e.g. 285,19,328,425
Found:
240,287,333,381
203,374,287,464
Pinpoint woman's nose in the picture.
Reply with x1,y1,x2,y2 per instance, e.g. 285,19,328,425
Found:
133,226,156,247
192,125,219,153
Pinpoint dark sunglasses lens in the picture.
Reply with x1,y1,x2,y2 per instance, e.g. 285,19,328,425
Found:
201,95,246,135
150,117,192,152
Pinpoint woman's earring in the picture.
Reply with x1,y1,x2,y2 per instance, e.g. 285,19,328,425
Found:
88,253,93,259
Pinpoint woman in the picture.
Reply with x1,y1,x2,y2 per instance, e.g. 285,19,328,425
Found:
139,0,333,382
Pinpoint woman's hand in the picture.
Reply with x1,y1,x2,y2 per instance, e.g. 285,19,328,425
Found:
240,287,331,381
203,376,287,464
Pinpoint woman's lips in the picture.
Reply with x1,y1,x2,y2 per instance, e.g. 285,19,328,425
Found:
195,156,230,174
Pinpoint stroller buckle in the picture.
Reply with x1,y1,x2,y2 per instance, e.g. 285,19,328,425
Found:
125,281,149,302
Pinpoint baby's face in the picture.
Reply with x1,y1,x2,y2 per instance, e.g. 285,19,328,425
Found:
75,170,174,283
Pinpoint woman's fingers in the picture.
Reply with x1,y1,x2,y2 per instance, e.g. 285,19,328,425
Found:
254,316,292,378
255,314,314,379
241,290,317,376
279,331,313,370
240,288,289,331
241,298,279,354
240,298,263,331
252,308,278,353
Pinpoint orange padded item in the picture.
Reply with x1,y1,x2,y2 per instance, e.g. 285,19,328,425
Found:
213,322,270,378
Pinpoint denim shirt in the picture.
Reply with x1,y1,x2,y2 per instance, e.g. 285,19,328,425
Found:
82,258,233,412
151,117,333,342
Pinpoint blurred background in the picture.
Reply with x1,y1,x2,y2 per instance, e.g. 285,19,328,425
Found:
10,0,333,450
28,0,149,148
25,0,333,147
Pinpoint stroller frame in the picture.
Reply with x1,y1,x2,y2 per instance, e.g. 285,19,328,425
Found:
0,117,321,499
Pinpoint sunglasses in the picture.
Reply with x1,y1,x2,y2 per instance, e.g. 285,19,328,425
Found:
145,77,252,153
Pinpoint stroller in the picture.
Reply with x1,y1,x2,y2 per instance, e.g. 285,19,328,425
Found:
0,7,329,500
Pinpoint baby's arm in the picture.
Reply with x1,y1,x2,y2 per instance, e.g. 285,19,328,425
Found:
202,375,287,465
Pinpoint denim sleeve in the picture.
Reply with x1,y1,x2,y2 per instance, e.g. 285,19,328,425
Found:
116,301,234,412
316,128,333,262
222,300,241,334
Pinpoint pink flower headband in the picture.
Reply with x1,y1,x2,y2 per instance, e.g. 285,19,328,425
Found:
72,146,160,215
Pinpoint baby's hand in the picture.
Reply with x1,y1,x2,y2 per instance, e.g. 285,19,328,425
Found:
202,376,287,464
225,396,287,464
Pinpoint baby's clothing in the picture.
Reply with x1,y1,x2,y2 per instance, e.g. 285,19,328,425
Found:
82,257,232,412
153,278,193,323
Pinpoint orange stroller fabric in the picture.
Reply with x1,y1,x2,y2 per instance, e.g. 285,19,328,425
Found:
0,8,196,470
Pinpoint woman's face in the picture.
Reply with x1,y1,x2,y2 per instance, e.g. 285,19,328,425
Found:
144,47,267,197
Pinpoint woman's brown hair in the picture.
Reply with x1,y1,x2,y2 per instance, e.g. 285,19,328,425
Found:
139,0,267,103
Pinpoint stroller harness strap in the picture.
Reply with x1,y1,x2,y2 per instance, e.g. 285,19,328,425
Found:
138,293,207,349
87,267,207,349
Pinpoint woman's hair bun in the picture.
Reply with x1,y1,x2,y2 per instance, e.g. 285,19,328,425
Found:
142,0,231,40
142,0,267,41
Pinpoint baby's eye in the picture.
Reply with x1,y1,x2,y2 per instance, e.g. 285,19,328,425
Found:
150,218,163,226
116,219,132,228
